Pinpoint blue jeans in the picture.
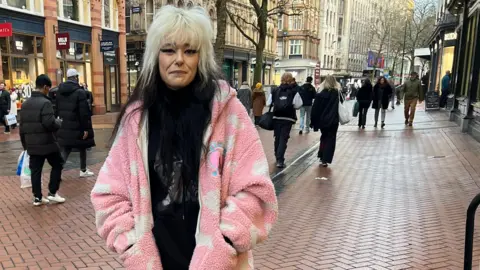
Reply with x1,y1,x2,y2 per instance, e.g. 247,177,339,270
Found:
299,106,312,131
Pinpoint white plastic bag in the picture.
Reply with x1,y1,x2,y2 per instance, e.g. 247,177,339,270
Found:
18,151,31,189
338,91,351,125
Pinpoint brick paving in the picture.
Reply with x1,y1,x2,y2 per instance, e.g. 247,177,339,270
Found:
254,107,480,270
2,105,480,269
0,121,317,269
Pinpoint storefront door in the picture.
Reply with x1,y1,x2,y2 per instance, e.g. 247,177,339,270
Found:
104,65,119,112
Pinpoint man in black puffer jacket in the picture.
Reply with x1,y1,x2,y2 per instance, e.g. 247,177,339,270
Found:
20,75,66,206
298,76,316,134
56,69,95,178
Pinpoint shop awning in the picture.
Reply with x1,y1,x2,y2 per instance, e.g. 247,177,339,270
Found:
415,48,431,60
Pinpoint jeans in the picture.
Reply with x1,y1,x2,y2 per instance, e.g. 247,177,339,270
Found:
358,106,369,126
273,119,293,163
299,106,312,131
404,98,418,124
62,147,87,171
374,109,386,124
29,152,64,199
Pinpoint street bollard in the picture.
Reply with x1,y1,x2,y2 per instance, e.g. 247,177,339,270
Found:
464,193,480,269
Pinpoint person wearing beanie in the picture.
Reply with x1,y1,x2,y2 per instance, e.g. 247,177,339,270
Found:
252,82,266,125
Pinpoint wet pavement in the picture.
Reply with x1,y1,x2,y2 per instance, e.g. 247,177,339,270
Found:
1,104,480,269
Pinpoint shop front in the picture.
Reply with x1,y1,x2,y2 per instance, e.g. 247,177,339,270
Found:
0,8,46,101
102,29,120,112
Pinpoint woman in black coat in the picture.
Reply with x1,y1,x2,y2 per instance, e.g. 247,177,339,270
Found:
310,75,342,167
372,76,393,128
356,79,373,129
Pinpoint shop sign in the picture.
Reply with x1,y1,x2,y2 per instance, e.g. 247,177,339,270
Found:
132,6,142,13
56,33,70,50
445,32,457,41
0,23,12,37
100,40,115,52
425,91,440,111
104,51,116,65
314,62,321,86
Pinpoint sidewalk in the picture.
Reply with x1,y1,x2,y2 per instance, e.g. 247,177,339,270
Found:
0,122,317,269
254,106,480,269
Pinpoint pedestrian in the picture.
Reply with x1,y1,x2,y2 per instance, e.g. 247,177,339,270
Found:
311,75,342,167
439,71,450,108
252,82,266,125
237,81,252,115
0,82,11,134
388,79,395,109
268,72,303,168
83,83,94,115
90,6,277,270
56,68,96,177
356,78,373,129
421,71,430,97
372,76,393,128
9,88,18,129
402,71,424,126
19,74,65,206
298,76,316,135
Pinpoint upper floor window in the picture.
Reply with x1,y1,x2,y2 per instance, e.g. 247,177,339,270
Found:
289,14,303,30
102,0,119,30
64,0,78,21
2,0,43,14
277,41,283,57
57,0,90,25
289,40,302,55
278,15,283,30
103,0,110,28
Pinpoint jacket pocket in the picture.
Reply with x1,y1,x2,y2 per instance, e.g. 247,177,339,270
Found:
193,230,238,270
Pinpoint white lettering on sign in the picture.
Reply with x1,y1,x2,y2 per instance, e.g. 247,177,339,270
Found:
445,32,457,41
57,37,68,45
0,27,9,33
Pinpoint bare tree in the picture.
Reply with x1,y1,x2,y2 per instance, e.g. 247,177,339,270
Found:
404,0,436,72
227,0,307,84
214,0,228,66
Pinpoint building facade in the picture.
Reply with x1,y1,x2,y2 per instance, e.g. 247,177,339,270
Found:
0,0,127,114
126,0,277,91
441,0,480,141
274,0,320,85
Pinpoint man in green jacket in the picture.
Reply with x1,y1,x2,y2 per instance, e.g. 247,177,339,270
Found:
402,72,424,126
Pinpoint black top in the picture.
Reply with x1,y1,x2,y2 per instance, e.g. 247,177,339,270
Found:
372,83,393,110
311,88,342,130
55,80,95,148
272,83,298,121
298,83,316,106
356,84,373,107
19,91,61,156
148,87,201,270
0,89,11,113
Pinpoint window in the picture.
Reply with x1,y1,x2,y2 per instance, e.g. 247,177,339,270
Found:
289,40,302,55
126,0,131,33
104,0,110,28
178,0,184,7
63,0,78,21
277,41,283,57
146,0,154,30
6,0,27,9
289,14,303,30
278,15,283,30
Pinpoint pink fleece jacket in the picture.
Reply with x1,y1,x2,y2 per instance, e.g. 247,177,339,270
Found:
91,80,278,269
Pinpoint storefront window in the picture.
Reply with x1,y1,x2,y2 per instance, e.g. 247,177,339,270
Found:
10,35,34,56
36,38,44,57
462,15,478,96
11,56,35,87
2,56,9,87
75,43,84,60
0,38,7,53
85,44,91,61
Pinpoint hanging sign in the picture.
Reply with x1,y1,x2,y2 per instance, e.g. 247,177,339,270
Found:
132,6,142,13
56,33,70,50
0,23,12,37
100,40,115,52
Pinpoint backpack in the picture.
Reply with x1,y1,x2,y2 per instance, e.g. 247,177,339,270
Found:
273,87,294,113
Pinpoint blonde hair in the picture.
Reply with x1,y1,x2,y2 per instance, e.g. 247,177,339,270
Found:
323,75,339,90
141,5,218,88
281,73,293,84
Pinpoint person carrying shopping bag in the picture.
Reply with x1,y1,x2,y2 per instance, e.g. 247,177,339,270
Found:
356,79,373,129
19,75,65,206
372,76,393,128
311,75,343,167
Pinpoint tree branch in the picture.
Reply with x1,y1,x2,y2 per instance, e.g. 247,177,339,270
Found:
227,9,258,48
229,10,260,31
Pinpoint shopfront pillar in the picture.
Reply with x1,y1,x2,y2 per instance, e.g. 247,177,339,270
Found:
44,0,60,86
118,1,128,104
90,0,106,114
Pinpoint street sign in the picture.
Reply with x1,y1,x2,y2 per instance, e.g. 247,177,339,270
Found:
100,40,115,52
56,33,70,50
0,23,12,37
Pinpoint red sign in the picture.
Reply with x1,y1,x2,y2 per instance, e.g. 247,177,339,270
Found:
314,61,321,86
0,23,13,37
56,33,70,50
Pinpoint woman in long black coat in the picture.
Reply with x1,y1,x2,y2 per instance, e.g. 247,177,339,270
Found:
372,76,393,128
356,79,373,129
310,75,343,167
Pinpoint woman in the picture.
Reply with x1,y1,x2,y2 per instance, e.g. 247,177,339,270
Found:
372,76,393,128
356,79,373,129
90,6,277,270
311,75,342,167
252,82,266,125
9,89,18,129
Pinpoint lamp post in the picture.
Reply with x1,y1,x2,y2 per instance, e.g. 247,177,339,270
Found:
399,17,408,85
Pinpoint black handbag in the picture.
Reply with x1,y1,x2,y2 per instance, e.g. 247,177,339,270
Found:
258,104,274,131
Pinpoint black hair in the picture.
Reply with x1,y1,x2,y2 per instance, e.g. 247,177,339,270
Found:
306,76,313,83
36,74,52,89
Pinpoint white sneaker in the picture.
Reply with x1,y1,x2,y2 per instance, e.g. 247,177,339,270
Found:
47,193,66,203
80,169,95,178
33,197,50,206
